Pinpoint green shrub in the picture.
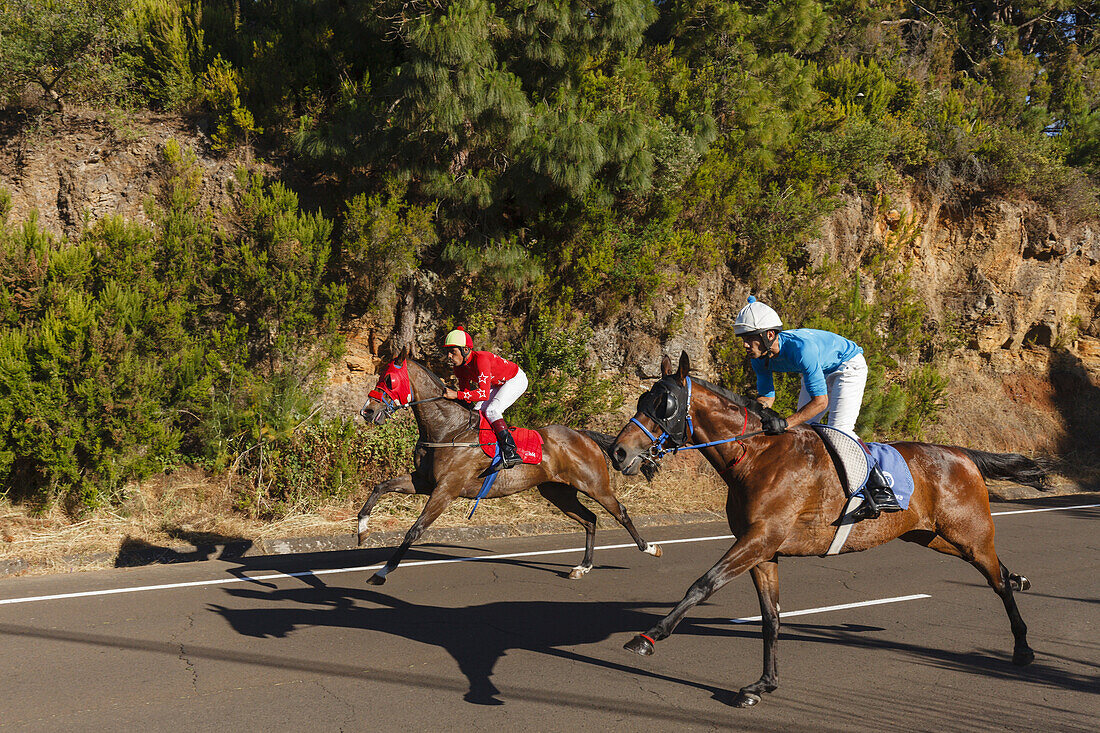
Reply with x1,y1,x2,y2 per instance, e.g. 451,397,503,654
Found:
0,0,136,111
198,55,262,150
127,0,203,109
0,143,348,511
507,315,622,428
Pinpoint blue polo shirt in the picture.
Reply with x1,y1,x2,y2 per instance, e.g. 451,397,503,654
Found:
750,329,863,399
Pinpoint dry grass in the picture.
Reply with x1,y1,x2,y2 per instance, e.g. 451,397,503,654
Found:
0,455,728,575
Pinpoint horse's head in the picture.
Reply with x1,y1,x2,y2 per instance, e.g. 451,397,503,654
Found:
360,349,415,425
611,351,693,475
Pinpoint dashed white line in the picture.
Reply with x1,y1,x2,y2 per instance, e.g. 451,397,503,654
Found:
730,594,933,624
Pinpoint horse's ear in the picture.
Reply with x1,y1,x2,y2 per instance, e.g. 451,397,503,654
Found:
394,345,408,363
660,354,673,376
406,341,419,360
677,351,690,385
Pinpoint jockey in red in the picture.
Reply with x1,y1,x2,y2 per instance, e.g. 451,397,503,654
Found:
441,328,529,469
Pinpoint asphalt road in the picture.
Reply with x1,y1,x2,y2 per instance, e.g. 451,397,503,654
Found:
0,494,1097,732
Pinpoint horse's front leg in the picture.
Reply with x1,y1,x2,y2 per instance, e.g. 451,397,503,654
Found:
735,557,780,708
358,474,420,545
625,530,777,653
368,483,460,586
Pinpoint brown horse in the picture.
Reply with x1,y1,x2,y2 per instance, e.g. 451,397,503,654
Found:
357,348,661,584
609,352,1047,708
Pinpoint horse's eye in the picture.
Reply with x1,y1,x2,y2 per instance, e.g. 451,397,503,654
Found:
660,393,678,419
385,375,394,389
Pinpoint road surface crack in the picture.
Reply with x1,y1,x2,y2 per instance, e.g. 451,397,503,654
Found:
314,679,356,731
174,612,198,691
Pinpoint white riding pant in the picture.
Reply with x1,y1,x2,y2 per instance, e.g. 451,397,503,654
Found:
797,352,867,439
476,368,528,423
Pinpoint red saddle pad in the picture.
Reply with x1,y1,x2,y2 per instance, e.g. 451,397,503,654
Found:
478,414,543,464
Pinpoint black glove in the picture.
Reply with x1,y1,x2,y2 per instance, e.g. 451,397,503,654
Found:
761,413,788,435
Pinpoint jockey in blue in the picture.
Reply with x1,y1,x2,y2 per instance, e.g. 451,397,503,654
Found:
734,297,902,521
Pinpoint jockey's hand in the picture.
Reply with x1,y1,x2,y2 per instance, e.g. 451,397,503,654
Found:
443,388,459,400
762,413,788,435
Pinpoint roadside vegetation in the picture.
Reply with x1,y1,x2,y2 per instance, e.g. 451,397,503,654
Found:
1,1,1097,525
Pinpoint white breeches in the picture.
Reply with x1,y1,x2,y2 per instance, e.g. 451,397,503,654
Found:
797,353,867,438
476,368,528,423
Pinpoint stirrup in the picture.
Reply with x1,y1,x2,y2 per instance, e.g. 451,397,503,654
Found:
848,490,881,522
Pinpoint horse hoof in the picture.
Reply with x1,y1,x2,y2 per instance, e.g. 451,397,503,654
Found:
645,543,662,558
1011,574,1031,592
624,634,655,656
367,573,387,586
568,565,592,580
1013,648,1035,666
733,691,761,708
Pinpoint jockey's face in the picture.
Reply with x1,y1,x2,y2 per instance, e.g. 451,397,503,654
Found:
740,333,768,359
444,346,466,367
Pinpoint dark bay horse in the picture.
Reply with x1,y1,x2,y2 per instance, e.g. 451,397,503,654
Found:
357,348,661,584
610,352,1048,708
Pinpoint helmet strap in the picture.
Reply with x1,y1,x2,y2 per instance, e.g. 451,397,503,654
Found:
760,329,779,358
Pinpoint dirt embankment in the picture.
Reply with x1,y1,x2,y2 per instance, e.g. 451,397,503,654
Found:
0,111,1096,574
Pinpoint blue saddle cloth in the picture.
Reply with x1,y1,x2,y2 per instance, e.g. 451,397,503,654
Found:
864,442,915,510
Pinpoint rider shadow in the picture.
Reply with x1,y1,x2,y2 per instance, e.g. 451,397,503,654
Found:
209,581,728,706
1048,350,1100,488
208,576,1096,706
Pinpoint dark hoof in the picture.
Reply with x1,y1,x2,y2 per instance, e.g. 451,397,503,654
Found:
1013,647,1035,666
733,691,761,708
624,634,655,656
367,573,387,586
1010,574,1031,592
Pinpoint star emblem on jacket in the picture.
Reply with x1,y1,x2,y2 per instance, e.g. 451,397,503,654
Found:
478,374,491,384
476,389,487,399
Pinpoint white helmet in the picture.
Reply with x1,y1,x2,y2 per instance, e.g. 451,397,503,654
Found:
733,296,782,336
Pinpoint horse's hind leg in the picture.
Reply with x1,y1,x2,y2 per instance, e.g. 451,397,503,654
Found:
538,483,598,579
733,557,780,708
914,527,1034,665
576,476,661,558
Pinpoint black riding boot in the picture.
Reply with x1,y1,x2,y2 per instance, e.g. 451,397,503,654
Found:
848,465,901,522
865,465,902,512
494,428,522,470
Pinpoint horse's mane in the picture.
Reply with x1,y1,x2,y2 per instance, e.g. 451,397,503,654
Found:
406,357,477,415
407,356,447,389
691,376,769,420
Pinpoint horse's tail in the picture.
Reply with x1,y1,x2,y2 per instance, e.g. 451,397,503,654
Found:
961,448,1050,491
581,430,617,458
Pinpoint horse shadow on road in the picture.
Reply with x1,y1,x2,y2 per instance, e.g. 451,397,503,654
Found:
207,566,1096,707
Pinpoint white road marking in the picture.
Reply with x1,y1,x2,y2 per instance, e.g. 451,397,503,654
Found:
730,594,933,624
0,534,736,606
991,503,1099,516
0,503,1094,607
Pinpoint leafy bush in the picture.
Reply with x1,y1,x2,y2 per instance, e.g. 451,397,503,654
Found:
0,0,136,111
198,56,262,150
127,0,203,109
0,143,347,512
507,316,622,428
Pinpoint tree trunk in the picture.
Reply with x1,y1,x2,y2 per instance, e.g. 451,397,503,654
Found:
388,278,418,357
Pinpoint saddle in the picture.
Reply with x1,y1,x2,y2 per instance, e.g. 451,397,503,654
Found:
477,414,544,465
812,424,915,555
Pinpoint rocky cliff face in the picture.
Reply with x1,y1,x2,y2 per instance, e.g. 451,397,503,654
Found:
3,113,1097,478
